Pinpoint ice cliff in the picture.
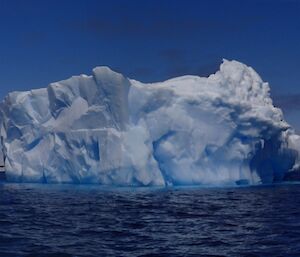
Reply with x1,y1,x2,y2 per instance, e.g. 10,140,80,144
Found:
1,60,300,186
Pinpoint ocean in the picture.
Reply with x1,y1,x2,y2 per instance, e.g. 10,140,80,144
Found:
0,182,300,257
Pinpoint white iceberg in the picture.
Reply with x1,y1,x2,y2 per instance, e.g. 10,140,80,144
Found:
0,59,299,186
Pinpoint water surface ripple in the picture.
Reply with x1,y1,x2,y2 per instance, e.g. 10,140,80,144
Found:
0,183,300,257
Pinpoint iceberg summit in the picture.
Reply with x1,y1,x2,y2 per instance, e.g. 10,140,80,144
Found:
1,60,300,186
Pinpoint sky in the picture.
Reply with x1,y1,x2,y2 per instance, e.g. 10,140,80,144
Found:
0,0,300,129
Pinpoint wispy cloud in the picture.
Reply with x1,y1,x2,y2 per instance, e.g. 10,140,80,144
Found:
70,17,225,39
69,5,265,40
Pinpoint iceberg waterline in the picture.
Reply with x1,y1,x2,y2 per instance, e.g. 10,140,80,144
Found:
1,59,300,186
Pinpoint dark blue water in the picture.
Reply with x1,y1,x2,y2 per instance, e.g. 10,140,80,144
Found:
1,183,300,257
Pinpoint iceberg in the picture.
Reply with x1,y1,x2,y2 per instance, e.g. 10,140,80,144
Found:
0,60,299,186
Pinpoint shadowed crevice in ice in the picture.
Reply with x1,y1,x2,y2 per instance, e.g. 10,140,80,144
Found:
152,130,176,186
250,135,298,183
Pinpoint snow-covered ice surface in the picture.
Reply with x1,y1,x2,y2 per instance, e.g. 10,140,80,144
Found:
1,60,300,186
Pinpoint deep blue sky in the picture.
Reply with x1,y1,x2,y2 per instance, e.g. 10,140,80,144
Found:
0,0,300,129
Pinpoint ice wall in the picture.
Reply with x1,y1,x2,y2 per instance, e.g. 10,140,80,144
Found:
0,60,299,186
